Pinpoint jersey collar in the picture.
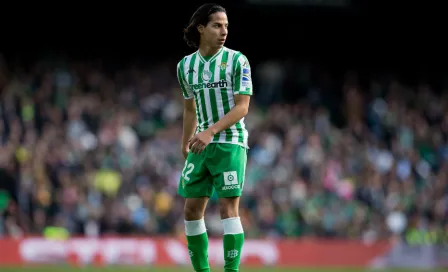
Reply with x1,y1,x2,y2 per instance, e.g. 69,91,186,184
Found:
196,47,225,64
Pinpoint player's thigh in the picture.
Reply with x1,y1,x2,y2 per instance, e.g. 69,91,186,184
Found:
207,144,247,198
178,152,214,198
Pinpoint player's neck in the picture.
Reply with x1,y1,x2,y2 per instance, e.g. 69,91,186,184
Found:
198,44,222,57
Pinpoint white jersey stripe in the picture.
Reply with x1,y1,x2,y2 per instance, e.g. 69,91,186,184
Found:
176,47,252,148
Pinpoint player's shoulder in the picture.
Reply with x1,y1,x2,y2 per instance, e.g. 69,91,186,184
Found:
224,47,248,59
224,47,250,66
223,48,249,72
177,51,197,67
223,47,239,55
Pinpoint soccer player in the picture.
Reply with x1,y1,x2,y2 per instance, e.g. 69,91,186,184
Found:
176,3,252,272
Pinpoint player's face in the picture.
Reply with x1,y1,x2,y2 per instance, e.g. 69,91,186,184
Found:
201,12,228,48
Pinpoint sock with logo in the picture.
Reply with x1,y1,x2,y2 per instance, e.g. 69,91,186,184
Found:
185,218,210,272
222,217,244,272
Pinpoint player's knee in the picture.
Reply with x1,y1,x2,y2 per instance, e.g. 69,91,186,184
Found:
184,205,204,220
184,198,208,220
219,197,240,219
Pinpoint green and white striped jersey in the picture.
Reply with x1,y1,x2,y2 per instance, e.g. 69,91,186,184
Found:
177,47,253,148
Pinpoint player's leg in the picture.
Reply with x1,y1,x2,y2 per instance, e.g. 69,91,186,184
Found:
184,197,210,272
219,196,244,272
179,152,214,272
207,144,247,272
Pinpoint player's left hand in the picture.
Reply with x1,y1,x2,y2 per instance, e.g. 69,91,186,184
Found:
188,130,213,154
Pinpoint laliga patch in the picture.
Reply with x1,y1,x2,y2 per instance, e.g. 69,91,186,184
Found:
242,67,251,82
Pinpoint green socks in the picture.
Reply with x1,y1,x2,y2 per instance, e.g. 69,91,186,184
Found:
222,217,245,272
185,218,210,272
185,217,244,272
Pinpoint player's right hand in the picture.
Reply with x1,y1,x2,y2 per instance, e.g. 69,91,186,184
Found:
181,146,189,159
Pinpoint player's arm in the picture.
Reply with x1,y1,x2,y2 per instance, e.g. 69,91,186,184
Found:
177,61,197,158
207,54,252,136
208,95,250,136
182,98,197,158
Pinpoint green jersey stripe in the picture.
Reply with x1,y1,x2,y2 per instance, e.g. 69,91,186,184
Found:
226,51,242,144
187,54,204,130
231,52,242,91
230,52,245,144
187,54,196,85
219,51,234,142
207,60,221,142
217,52,232,142
201,61,214,131
177,47,251,148
177,58,191,98
197,61,209,131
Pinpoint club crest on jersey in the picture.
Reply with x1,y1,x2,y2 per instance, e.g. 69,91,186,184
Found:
220,62,227,70
202,70,212,82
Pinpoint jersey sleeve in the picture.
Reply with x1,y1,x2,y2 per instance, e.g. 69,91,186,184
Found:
177,60,194,99
232,54,253,96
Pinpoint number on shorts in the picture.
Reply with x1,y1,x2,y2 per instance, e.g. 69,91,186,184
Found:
182,161,195,181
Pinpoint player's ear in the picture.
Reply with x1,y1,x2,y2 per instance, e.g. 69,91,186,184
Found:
197,24,204,34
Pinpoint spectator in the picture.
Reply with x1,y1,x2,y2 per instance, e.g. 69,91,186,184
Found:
0,58,446,242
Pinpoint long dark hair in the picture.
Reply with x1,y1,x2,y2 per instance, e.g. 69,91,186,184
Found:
183,3,227,48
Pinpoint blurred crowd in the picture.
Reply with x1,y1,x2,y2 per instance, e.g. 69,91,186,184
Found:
0,55,447,242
